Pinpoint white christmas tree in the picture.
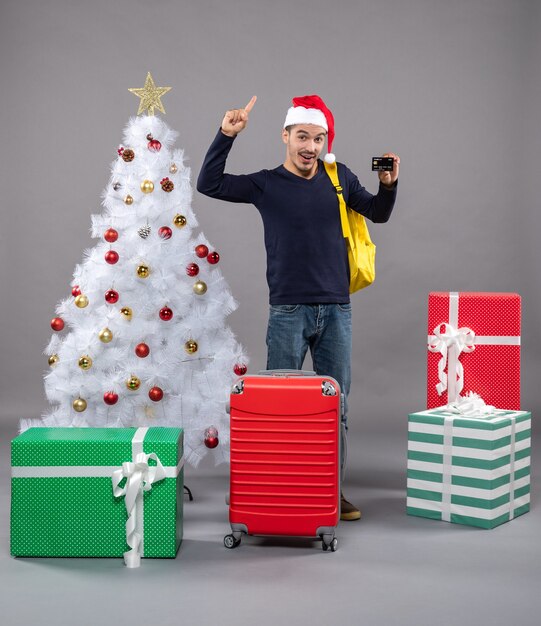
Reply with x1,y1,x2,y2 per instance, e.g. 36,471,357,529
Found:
25,73,248,467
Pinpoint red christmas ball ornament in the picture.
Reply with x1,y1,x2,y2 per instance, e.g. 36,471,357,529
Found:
159,306,173,321
104,288,119,304
204,426,219,449
186,263,199,277
104,228,118,243
234,363,247,376
158,226,173,240
195,244,209,258
147,135,162,152
51,317,65,332
103,391,119,406
105,250,119,265
207,251,220,265
148,386,164,402
135,342,150,358
71,285,81,297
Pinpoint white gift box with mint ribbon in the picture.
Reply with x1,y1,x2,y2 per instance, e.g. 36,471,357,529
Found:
11,426,183,566
407,405,531,529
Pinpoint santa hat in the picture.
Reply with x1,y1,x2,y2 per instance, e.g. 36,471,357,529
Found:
283,94,336,164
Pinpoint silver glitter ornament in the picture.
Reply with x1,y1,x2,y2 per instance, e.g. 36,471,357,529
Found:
138,225,151,239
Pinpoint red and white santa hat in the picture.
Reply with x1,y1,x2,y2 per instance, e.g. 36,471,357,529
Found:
283,94,336,164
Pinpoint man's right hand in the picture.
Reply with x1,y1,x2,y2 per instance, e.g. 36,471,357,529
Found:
221,96,257,137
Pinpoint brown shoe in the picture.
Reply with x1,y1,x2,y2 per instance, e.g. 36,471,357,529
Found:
340,492,361,521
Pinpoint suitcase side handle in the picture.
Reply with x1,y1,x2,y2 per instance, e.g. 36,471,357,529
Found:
257,369,316,376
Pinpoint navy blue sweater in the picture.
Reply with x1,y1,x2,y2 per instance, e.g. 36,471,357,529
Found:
197,130,397,304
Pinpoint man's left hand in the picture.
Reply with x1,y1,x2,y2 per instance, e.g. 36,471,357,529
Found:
378,152,400,187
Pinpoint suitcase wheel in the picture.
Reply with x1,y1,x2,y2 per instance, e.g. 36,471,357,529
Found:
224,534,241,549
321,536,338,552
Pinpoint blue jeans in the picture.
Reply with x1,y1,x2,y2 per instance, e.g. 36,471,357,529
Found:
266,304,352,473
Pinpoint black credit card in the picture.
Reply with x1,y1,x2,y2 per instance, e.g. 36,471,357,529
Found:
372,157,394,171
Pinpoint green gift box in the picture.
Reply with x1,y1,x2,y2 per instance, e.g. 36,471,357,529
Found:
407,408,531,529
11,427,183,565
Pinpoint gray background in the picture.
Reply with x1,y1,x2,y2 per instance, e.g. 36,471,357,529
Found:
0,1,540,625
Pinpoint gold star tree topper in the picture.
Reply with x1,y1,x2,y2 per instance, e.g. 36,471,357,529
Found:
128,72,172,115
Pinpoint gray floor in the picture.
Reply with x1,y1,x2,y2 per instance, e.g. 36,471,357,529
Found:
1,414,539,626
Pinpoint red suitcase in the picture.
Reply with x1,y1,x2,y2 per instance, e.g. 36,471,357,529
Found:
225,370,341,551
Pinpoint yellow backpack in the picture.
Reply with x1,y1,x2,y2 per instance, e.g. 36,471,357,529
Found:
324,161,376,293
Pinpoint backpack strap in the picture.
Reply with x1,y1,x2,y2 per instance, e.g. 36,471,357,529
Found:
323,161,352,240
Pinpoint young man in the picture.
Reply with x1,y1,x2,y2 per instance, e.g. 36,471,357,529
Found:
197,95,399,521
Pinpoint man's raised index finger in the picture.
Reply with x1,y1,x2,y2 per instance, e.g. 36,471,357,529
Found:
244,95,257,113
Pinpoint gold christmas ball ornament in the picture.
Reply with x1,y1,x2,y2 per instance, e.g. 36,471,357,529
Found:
120,306,133,320
140,179,154,194
144,405,156,419
124,194,134,205
48,354,59,366
78,355,93,370
136,264,150,278
173,214,187,228
73,397,87,412
126,375,141,391
193,280,207,295
184,339,198,354
169,163,178,174
74,294,89,308
99,327,113,343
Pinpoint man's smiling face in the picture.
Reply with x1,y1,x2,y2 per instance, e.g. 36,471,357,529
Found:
282,124,327,178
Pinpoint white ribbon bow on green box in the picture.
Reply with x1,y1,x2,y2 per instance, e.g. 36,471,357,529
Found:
111,427,182,568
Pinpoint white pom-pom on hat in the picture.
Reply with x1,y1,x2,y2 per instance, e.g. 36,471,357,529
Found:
324,153,336,164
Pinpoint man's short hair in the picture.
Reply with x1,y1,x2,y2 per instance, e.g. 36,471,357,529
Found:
284,125,327,135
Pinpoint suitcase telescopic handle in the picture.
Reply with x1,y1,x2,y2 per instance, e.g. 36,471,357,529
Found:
257,369,316,376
